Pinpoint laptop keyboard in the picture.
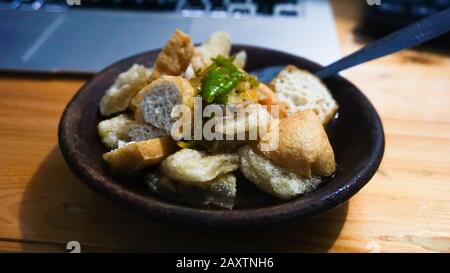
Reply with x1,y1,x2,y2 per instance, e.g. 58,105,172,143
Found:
0,0,305,17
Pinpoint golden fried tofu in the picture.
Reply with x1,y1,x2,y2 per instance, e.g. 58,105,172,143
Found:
148,29,194,82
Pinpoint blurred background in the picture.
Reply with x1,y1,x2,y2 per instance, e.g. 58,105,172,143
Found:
0,0,449,252
1,0,449,74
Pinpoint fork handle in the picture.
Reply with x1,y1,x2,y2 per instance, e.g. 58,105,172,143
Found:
316,8,450,79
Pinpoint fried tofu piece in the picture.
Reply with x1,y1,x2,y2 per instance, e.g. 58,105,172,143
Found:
103,136,177,176
148,29,194,82
257,110,336,178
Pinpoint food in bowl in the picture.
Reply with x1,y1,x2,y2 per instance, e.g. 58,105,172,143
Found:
97,30,339,209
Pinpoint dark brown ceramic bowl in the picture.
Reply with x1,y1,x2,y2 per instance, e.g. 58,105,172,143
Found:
58,45,384,228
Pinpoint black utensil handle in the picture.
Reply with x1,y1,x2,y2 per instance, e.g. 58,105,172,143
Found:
316,8,450,79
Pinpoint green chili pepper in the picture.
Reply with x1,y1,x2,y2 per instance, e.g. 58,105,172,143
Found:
201,56,246,103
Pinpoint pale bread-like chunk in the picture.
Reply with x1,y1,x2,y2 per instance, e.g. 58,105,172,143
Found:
97,114,136,149
103,136,177,176
239,145,322,200
160,149,239,184
270,65,338,124
257,110,336,178
99,64,152,117
148,29,194,82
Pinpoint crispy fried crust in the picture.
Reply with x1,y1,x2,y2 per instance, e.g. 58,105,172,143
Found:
257,110,335,178
239,145,322,200
103,136,177,176
148,29,194,82
99,64,151,116
97,114,136,149
213,103,274,138
160,149,240,184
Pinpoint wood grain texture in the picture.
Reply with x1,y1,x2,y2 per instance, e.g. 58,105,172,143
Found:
0,0,449,252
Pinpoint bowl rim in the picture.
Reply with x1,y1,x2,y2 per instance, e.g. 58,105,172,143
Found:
58,44,385,228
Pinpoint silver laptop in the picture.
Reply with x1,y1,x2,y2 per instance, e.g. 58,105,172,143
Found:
0,0,340,74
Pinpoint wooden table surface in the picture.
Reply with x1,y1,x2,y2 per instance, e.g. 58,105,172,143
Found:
0,0,449,253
